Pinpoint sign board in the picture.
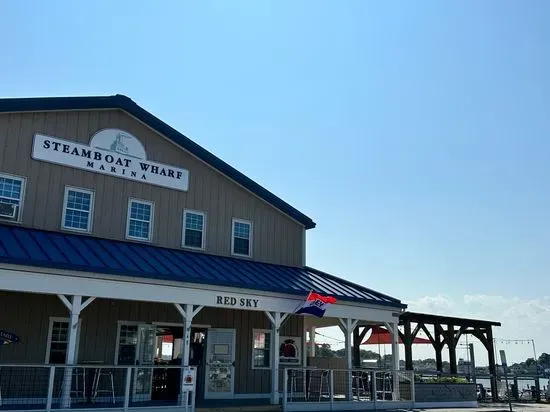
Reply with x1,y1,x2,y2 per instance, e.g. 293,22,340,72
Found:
181,367,196,392
215,294,259,309
32,129,189,192
0,330,20,345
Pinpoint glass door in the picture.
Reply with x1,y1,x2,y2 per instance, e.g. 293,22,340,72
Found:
204,328,236,399
133,324,157,402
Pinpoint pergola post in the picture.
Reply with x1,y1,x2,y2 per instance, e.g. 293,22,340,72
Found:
352,326,370,367
486,327,498,402
447,324,458,375
434,326,443,373
58,295,95,409
403,321,414,371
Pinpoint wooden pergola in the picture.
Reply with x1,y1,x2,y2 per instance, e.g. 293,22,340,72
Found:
352,311,501,401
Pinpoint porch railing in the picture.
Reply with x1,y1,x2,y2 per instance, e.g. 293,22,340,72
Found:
281,368,415,411
0,364,197,411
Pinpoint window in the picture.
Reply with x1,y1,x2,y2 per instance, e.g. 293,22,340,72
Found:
116,323,138,365
183,210,205,249
253,330,271,369
62,187,94,232
126,199,154,241
0,173,25,221
232,218,252,257
252,329,301,369
45,317,81,364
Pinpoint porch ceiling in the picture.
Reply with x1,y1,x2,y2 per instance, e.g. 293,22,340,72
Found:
0,223,405,309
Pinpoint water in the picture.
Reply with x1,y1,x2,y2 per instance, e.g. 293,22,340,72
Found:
476,377,550,394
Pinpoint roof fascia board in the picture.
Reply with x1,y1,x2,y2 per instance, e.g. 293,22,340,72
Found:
0,264,402,321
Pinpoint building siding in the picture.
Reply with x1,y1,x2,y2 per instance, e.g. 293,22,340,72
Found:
0,110,304,266
0,292,304,395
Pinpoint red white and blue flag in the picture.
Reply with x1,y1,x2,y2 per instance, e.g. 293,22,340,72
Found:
294,292,337,318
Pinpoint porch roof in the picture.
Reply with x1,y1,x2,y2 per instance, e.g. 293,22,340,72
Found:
0,224,406,309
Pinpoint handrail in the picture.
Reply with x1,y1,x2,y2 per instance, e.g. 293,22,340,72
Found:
0,363,190,369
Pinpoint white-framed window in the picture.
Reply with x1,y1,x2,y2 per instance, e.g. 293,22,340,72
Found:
0,173,26,221
252,329,301,370
115,322,139,365
182,210,206,249
126,199,154,241
62,186,94,232
231,218,252,257
45,317,81,364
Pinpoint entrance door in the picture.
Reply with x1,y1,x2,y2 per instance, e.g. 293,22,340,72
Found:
204,329,236,399
133,324,157,402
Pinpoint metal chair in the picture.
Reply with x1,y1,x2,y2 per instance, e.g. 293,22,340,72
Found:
352,370,369,400
307,369,329,401
92,368,115,404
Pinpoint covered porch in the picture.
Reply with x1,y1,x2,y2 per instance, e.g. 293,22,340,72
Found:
0,224,406,411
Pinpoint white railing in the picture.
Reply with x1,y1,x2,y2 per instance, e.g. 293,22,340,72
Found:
0,364,197,412
282,368,415,411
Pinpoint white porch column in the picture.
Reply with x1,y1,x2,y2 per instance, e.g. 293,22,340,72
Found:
339,318,358,401
58,295,95,409
174,303,203,406
265,311,288,405
309,326,316,357
384,322,400,400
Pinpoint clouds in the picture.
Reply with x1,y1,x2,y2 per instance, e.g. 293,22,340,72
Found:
407,294,550,363
314,294,550,365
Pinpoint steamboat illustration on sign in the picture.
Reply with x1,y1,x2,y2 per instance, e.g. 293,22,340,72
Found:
94,131,143,160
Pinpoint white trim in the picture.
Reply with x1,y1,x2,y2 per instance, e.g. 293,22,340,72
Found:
0,264,401,322
252,329,271,370
231,218,253,258
0,172,26,223
125,198,154,242
182,209,206,250
61,186,95,233
114,321,140,365
45,317,82,364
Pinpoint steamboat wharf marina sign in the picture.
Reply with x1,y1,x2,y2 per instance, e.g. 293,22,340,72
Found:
31,128,189,191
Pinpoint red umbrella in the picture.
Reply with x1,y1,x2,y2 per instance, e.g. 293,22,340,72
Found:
361,326,431,345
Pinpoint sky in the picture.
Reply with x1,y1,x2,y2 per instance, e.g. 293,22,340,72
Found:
1,0,549,365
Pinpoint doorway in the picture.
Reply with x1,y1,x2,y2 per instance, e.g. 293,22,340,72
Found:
115,323,208,402
204,328,236,399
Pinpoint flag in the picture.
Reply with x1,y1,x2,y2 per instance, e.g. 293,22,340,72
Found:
294,292,337,318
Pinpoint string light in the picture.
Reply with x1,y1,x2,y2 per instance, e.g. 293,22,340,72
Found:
494,338,534,345
314,331,345,344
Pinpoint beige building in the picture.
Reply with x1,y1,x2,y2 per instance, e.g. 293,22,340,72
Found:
0,95,408,411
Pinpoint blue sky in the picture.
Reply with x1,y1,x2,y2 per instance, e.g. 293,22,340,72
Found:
2,0,550,364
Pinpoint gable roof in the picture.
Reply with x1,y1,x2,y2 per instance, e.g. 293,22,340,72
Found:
0,94,316,229
0,223,406,309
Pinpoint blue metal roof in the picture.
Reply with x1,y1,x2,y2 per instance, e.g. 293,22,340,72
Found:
0,95,315,229
0,224,405,309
